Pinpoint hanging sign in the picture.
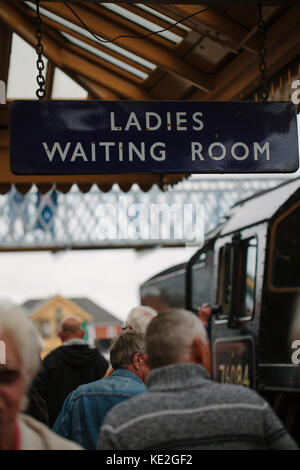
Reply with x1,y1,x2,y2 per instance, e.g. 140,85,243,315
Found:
9,100,299,175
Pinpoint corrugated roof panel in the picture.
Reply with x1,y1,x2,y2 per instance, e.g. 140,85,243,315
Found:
101,3,183,44
135,4,190,32
61,31,149,80
25,1,155,71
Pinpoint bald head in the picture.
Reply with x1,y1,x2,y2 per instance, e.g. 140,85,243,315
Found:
58,316,84,342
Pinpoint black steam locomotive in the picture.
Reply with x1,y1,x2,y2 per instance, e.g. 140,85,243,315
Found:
140,177,300,438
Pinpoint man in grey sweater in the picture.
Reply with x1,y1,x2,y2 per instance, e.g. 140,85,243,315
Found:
98,308,298,450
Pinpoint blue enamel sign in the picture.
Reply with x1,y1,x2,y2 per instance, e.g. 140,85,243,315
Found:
9,100,299,175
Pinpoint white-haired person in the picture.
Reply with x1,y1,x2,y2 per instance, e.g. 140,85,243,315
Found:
125,305,157,333
99,308,298,450
0,301,82,450
103,305,157,379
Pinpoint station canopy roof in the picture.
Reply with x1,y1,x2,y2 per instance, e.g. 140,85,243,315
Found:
0,1,299,194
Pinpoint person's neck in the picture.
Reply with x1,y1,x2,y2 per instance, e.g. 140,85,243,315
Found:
0,421,16,450
125,364,145,382
62,336,82,342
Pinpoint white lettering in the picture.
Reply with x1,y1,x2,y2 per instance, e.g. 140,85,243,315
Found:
192,112,204,131
231,142,249,161
183,203,204,243
118,142,123,161
291,79,300,105
208,142,226,160
191,142,204,161
171,204,183,239
125,112,142,131
0,80,6,104
70,142,88,161
150,142,166,161
150,204,171,240
291,340,300,365
254,142,270,161
176,112,187,130
43,142,71,162
99,142,115,161
95,204,117,239
0,340,6,365
127,204,149,240
167,112,172,131
91,142,96,161
110,112,121,131
128,142,145,161
145,112,161,131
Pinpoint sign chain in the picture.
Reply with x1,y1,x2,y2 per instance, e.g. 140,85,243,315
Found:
257,5,269,102
35,0,46,100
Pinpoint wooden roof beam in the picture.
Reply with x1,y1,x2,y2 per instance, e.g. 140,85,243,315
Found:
86,3,177,50
191,7,300,100
19,2,148,86
22,2,151,77
68,75,121,100
212,24,300,100
118,4,186,39
47,27,144,86
0,26,11,83
40,2,212,92
152,4,256,53
0,2,152,100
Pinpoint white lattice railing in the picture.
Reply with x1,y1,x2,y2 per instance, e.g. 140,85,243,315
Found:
0,177,288,250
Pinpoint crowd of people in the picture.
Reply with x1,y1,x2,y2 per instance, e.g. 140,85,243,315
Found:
0,300,298,450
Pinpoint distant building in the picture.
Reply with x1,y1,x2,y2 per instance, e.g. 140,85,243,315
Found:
23,295,122,358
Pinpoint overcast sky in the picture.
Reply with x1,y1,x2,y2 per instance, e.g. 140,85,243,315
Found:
0,247,194,323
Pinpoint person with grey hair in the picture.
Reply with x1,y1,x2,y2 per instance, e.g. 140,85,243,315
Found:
0,301,82,450
98,308,298,450
125,306,157,333
33,314,108,427
103,305,157,379
53,329,148,449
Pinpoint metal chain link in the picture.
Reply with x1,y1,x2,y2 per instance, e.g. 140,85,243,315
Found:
35,0,46,100
257,5,269,101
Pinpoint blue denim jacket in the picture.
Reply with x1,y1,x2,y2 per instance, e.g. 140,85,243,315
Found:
52,368,146,449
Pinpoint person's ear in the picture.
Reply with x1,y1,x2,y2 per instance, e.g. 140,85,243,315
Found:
192,337,211,375
80,329,85,339
191,337,203,363
132,352,142,370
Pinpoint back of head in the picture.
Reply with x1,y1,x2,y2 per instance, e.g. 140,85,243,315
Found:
145,308,208,369
110,329,145,370
0,300,41,387
59,315,84,341
126,306,157,334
